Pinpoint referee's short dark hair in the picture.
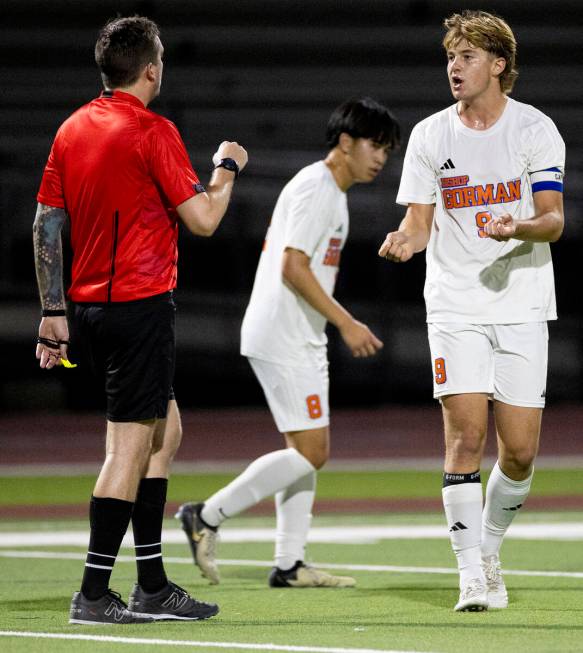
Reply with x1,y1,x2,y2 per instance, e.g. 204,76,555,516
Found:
326,97,400,150
95,16,160,89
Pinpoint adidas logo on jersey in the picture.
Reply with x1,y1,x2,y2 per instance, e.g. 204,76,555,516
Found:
449,521,468,532
440,158,455,170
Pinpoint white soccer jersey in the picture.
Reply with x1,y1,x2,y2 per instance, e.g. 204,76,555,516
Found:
241,161,349,366
397,97,565,323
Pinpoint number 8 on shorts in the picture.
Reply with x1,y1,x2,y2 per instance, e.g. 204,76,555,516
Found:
306,394,323,419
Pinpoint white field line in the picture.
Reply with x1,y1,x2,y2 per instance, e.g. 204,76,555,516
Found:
1,550,583,580
0,631,436,653
3,523,583,548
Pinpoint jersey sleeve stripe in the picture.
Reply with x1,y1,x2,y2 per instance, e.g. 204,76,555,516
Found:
532,180,563,193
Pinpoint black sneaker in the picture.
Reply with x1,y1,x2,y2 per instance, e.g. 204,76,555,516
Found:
69,589,154,625
175,502,220,584
269,561,356,588
128,581,219,621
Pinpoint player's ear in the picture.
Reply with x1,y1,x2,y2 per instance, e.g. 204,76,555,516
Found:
492,56,506,80
338,132,354,154
145,62,157,83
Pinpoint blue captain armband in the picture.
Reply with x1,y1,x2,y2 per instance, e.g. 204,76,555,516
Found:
530,167,564,193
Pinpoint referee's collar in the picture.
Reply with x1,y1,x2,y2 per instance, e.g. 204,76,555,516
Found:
100,89,146,109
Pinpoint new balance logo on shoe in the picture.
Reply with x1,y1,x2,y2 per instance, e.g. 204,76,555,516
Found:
440,158,455,170
162,592,189,611
502,503,523,511
449,521,468,532
104,601,127,622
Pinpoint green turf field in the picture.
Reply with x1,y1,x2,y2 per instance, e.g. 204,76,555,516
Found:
2,468,583,506
1,469,583,653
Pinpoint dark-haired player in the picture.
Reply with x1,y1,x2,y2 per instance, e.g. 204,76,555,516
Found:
177,97,399,588
34,15,247,624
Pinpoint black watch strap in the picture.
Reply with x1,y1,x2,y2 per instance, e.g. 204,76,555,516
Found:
215,157,239,179
42,309,66,317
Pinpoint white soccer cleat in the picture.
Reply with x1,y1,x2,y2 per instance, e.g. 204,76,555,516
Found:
175,502,220,585
454,578,489,612
482,554,508,609
269,561,356,588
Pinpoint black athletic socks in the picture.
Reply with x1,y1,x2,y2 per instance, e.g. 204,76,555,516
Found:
80,480,169,600
81,496,134,600
131,478,169,593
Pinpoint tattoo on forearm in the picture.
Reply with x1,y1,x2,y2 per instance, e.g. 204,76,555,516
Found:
33,203,68,310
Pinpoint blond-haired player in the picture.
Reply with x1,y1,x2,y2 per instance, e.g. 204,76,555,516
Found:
178,97,400,588
379,10,565,611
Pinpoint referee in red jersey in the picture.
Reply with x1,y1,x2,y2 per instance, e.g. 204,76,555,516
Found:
33,16,247,625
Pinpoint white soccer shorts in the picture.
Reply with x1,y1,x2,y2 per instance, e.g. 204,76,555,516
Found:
427,322,549,407
247,353,330,433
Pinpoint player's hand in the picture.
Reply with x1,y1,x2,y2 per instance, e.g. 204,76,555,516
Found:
483,213,516,241
212,141,248,173
36,316,69,369
339,318,384,358
378,230,415,262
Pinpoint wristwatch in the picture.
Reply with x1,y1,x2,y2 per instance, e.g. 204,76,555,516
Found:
214,157,239,179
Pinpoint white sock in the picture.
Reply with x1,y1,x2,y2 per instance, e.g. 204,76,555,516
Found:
274,470,316,570
442,482,484,588
201,448,315,526
482,461,533,558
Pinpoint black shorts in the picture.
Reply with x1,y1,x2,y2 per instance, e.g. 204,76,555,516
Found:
73,291,176,422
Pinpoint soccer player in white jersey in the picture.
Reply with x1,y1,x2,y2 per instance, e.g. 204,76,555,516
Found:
177,97,400,588
379,10,565,612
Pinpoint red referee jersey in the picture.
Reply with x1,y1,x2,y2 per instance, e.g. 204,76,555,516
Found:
37,90,202,302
